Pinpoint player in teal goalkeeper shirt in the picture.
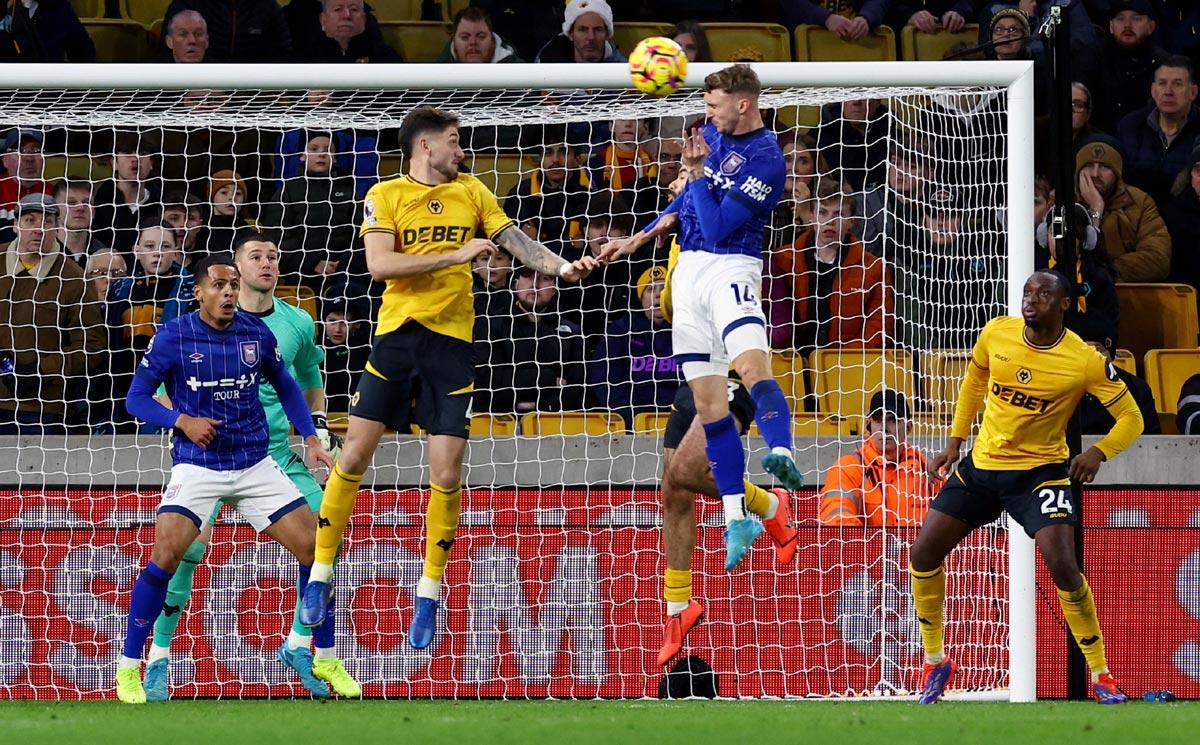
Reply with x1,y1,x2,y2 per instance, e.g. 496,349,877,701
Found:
143,232,360,700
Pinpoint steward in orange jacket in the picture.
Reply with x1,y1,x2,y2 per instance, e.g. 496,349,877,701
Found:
819,390,941,526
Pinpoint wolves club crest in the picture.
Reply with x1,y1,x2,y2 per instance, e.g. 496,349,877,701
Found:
240,341,260,367
720,151,746,175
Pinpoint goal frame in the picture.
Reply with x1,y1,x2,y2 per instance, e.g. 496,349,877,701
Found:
0,60,1037,702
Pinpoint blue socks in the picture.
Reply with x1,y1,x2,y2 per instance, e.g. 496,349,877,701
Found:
313,594,336,650
703,414,746,498
123,561,174,660
750,379,792,452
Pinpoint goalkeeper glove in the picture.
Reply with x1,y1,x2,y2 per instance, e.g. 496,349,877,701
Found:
312,412,343,461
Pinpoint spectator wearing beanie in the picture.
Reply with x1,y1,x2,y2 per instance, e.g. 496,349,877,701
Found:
195,169,253,256
534,0,624,63
1075,138,1172,282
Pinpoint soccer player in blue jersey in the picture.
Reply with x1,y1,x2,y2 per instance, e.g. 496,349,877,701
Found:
141,233,359,701
600,64,802,576
114,254,334,704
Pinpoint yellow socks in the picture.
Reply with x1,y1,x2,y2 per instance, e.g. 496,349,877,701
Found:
743,481,778,520
664,567,692,615
910,563,947,664
420,482,462,597
1058,575,1108,677
315,464,362,567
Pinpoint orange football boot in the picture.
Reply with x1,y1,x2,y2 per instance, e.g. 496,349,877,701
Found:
657,599,705,666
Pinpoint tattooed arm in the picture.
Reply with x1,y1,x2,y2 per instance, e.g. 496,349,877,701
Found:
494,224,595,282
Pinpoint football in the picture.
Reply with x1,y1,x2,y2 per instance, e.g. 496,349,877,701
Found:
628,37,688,96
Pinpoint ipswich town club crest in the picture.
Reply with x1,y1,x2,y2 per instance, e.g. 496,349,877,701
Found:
720,151,746,175
240,341,260,367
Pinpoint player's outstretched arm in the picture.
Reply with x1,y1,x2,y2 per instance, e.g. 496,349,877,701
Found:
494,224,596,282
596,212,678,263
363,232,498,281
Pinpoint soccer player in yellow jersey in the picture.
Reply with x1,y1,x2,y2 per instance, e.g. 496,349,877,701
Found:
298,106,595,650
910,270,1143,705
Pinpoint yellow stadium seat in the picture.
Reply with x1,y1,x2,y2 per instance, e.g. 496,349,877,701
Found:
326,412,350,435
1116,284,1200,370
520,411,626,436
42,155,113,182
1143,349,1200,414
921,349,972,417
378,21,451,62
469,414,518,437
898,24,981,61
793,24,896,62
1113,348,1137,376
378,151,404,179
467,152,527,201
72,1,106,19
83,19,149,62
703,22,791,62
809,349,915,418
274,284,319,322
440,0,470,23
367,0,424,22
632,411,671,435
120,0,169,26
612,22,675,58
771,350,808,412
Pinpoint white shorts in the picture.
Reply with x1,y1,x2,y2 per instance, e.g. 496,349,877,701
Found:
158,457,307,532
671,250,769,381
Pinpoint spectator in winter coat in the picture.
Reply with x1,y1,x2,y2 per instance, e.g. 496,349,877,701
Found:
297,0,402,63
534,0,624,63
1116,55,1200,205
1087,1,1168,133
812,99,891,192
0,0,95,62
91,131,160,263
54,180,108,267
476,266,585,413
1034,203,1121,352
163,0,292,63
1076,139,1172,281
587,265,679,426
505,127,591,243
106,221,196,358
273,128,378,199
0,194,103,432
436,7,522,63
320,303,369,414
771,179,893,353
1160,147,1200,294
819,390,941,526
194,169,252,257
258,131,362,293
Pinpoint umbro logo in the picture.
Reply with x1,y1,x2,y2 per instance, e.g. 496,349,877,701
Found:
189,352,205,363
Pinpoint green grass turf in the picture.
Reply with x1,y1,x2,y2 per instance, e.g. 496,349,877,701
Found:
2,699,1197,745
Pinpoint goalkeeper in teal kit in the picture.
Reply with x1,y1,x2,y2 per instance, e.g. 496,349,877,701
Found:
144,232,361,700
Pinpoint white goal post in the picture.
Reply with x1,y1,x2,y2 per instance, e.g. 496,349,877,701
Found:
0,61,1036,701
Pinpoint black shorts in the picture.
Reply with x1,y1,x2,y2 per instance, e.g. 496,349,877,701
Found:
349,323,473,438
662,377,756,449
930,452,1077,538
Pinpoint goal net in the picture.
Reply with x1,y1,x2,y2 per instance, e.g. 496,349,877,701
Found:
0,62,1035,700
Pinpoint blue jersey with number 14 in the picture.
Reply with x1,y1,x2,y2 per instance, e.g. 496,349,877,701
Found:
676,123,785,259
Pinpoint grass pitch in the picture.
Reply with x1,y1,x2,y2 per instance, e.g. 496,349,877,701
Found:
2,699,1196,745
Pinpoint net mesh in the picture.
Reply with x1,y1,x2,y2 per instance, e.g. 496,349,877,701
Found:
0,80,1012,699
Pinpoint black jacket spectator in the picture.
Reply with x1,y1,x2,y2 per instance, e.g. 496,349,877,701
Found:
476,269,585,413
471,0,563,62
1160,148,1200,293
1089,18,1169,132
259,166,361,288
288,0,401,63
812,100,891,192
1177,372,1200,434
1034,208,1122,352
0,0,95,62
1117,102,1200,205
1081,365,1161,435
164,0,292,63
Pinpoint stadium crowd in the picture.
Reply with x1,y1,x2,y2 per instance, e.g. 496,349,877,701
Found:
0,0,1197,441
